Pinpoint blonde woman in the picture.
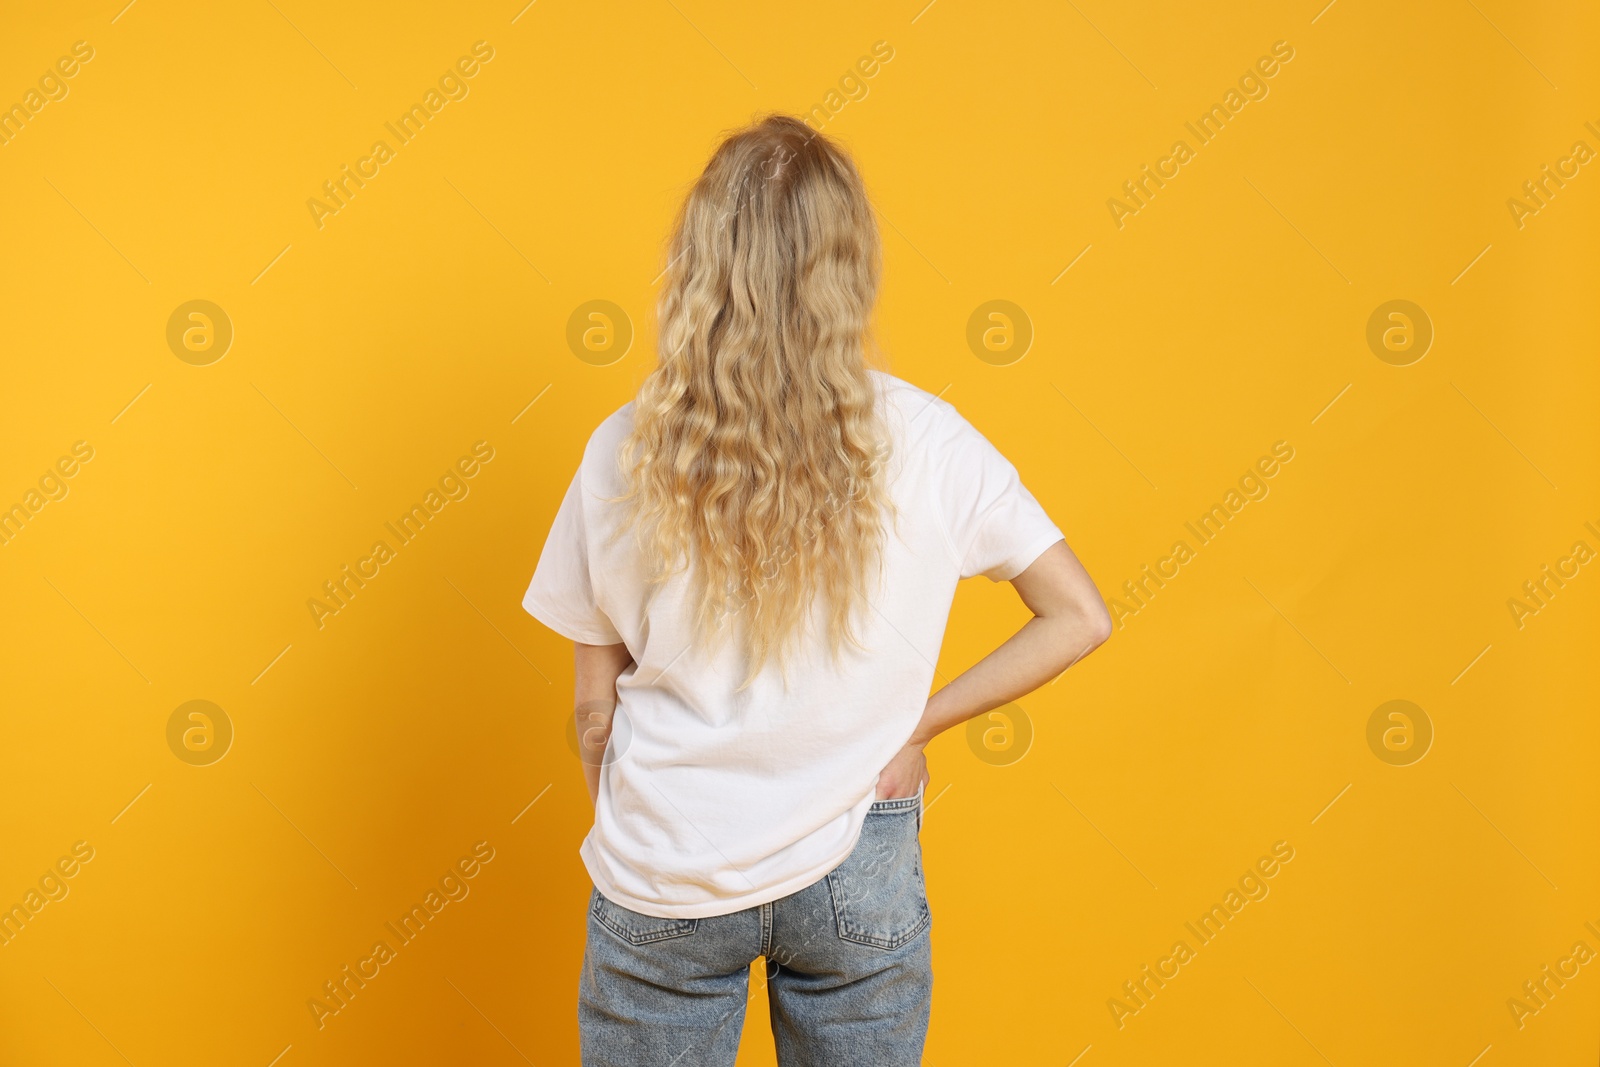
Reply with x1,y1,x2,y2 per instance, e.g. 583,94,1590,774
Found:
523,114,1112,1066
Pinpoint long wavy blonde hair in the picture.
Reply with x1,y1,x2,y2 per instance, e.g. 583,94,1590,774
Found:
613,114,895,689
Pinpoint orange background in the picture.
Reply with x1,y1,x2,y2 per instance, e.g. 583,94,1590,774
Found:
1,1,1596,1064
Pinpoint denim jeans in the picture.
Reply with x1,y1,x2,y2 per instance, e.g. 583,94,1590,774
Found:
578,793,933,1066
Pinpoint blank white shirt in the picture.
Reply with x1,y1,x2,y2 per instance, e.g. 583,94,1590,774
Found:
523,371,1065,918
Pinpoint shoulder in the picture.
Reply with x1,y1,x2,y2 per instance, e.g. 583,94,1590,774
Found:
586,400,636,455
576,400,636,489
871,370,957,432
869,370,979,449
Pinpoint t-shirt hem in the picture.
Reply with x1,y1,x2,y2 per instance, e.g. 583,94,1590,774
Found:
991,530,1066,583
522,591,623,645
581,811,870,920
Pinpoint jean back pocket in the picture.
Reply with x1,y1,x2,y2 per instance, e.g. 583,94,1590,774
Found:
590,888,699,946
826,803,931,950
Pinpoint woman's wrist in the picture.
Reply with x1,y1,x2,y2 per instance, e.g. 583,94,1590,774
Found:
908,686,957,749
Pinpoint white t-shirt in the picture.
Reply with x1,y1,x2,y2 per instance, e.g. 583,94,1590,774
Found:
522,370,1065,919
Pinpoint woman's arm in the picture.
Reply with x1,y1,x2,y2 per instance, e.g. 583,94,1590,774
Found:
574,641,634,805
876,538,1113,799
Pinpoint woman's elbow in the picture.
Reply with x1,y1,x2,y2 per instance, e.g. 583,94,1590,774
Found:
1079,596,1114,651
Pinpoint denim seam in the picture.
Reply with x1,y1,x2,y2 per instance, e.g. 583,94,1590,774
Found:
591,894,699,946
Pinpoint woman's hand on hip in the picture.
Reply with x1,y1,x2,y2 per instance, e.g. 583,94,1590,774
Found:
875,742,930,801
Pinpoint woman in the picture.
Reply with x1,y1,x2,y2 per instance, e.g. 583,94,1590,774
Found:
523,113,1112,1066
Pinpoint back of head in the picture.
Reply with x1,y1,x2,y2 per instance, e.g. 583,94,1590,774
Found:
617,114,894,687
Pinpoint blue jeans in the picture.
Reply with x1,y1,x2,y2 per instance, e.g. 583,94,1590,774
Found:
578,794,933,1066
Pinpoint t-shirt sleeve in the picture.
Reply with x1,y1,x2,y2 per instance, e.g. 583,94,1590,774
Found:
937,404,1066,582
522,466,625,645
